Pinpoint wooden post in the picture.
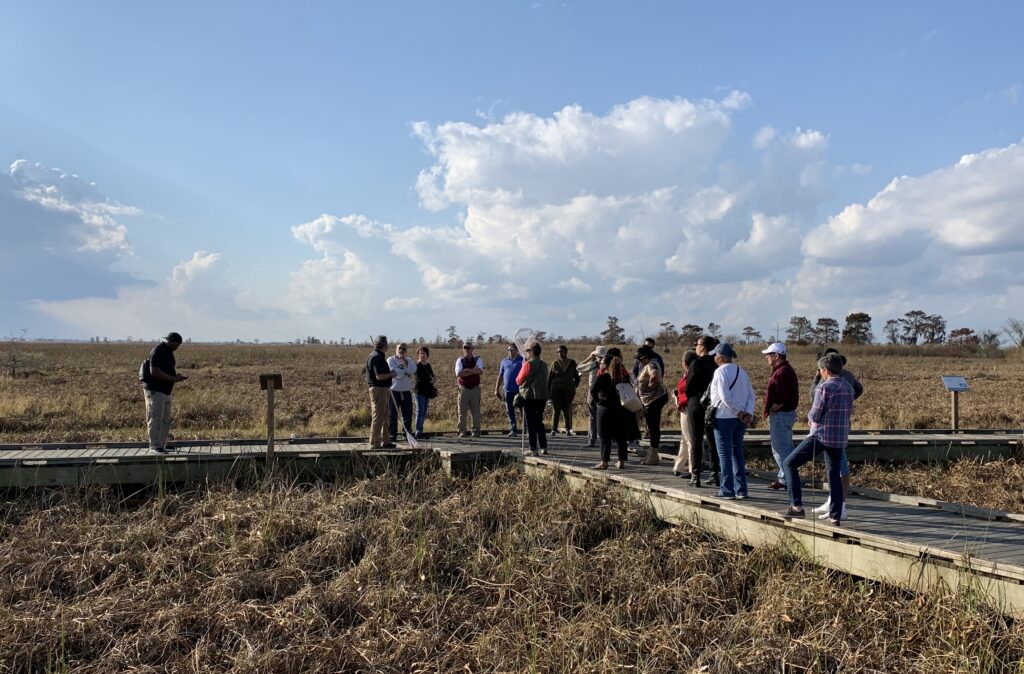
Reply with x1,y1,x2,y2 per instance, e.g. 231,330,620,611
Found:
951,390,960,431
266,385,274,458
259,374,283,462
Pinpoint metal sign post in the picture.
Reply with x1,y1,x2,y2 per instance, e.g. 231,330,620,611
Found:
259,374,283,461
940,376,969,431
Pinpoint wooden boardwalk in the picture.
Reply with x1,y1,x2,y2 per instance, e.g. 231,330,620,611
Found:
431,433,1024,616
3,430,1024,613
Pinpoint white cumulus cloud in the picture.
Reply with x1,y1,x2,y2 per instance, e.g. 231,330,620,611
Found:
804,141,1024,265
9,159,137,252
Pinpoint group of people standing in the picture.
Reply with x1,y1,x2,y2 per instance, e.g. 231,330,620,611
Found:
360,333,863,526
364,335,437,448
363,336,588,453
140,330,860,526
666,337,862,526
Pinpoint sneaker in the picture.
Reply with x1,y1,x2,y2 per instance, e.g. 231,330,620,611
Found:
818,504,848,521
709,473,720,487
540,448,549,455
716,492,736,500
507,430,518,437
736,494,748,500
550,429,559,436
781,507,806,518
457,432,467,438
689,477,701,487
530,449,540,457
471,430,480,437
813,500,831,514
381,442,397,449
150,446,167,454
614,460,626,469
566,430,575,436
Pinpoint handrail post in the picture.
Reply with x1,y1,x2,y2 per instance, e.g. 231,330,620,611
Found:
259,374,283,462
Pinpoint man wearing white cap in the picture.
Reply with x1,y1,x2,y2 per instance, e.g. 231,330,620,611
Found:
762,342,799,489
577,345,607,447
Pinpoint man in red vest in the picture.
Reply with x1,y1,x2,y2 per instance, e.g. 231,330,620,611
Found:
455,341,484,437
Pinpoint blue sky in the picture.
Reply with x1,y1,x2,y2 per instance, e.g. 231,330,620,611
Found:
2,2,1023,342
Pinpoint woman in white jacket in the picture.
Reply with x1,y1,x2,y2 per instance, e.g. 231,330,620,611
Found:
708,342,756,499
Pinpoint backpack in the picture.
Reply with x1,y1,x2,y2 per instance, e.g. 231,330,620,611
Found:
139,358,151,384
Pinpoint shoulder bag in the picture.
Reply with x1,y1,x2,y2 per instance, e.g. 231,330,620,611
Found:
616,382,643,413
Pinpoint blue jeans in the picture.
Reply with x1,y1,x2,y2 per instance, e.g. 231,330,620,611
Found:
783,436,844,521
713,416,747,498
389,391,413,439
415,393,430,434
769,409,796,482
503,389,520,432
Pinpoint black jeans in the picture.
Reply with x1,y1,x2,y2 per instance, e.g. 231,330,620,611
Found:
389,390,413,439
524,399,548,451
643,393,669,450
686,398,720,474
597,404,628,463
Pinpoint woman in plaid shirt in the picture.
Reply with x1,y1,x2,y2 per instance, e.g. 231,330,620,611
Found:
780,353,855,526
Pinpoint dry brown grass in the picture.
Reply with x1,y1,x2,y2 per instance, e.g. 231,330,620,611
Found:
2,465,1023,673
1,342,1021,446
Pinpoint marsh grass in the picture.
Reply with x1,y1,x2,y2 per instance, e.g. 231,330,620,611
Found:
2,466,1024,673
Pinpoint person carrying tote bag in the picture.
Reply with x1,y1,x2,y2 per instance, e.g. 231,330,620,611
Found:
707,342,756,500
635,345,669,465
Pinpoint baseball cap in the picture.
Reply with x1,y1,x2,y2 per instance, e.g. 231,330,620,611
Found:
710,342,737,359
761,342,787,356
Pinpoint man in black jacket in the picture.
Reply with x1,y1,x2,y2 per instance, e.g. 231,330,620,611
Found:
684,335,720,486
143,332,187,453
366,335,396,448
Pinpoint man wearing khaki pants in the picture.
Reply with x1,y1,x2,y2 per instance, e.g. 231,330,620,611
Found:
365,335,396,448
142,332,188,453
455,341,484,437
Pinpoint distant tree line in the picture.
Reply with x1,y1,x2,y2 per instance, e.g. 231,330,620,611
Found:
74,314,1024,350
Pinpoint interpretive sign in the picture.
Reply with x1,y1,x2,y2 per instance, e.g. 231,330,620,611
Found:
940,376,969,392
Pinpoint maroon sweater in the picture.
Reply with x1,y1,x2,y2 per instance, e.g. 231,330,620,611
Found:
763,359,799,418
